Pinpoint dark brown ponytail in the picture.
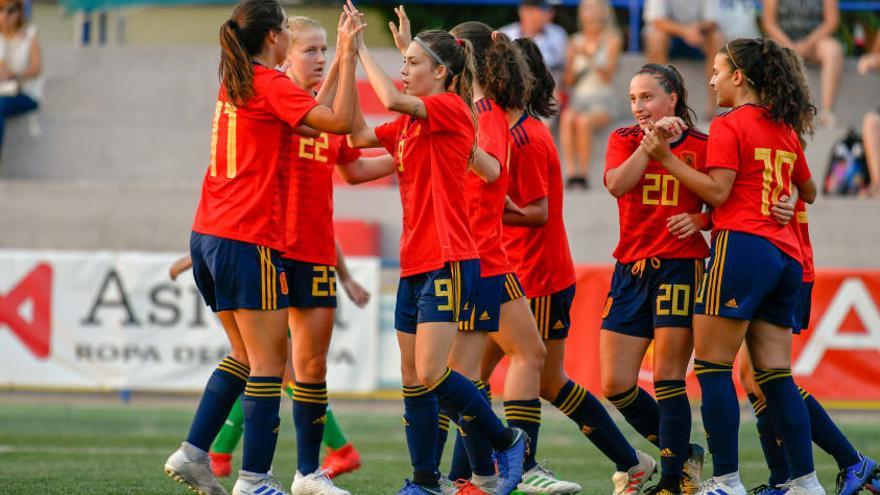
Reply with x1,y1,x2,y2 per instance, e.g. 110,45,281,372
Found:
513,38,557,119
722,38,816,142
219,0,285,107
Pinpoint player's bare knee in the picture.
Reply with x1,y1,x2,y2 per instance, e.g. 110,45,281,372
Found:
297,355,328,382
601,375,634,399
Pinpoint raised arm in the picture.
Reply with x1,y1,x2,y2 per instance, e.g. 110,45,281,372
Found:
336,154,397,184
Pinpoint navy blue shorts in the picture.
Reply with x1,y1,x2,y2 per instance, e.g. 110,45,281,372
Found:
695,230,803,329
395,260,479,334
530,284,576,341
281,258,337,308
459,272,525,332
602,258,705,339
793,282,814,334
669,36,706,59
190,232,289,312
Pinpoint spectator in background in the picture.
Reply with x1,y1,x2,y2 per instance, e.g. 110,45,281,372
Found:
500,0,568,81
559,0,622,189
858,33,880,197
714,0,760,41
642,0,723,118
762,0,842,128
0,0,42,159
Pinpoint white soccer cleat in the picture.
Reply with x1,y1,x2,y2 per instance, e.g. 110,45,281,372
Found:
164,442,229,495
291,470,351,495
612,450,657,495
695,477,747,495
783,472,826,495
517,462,583,494
439,476,458,495
232,471,289,495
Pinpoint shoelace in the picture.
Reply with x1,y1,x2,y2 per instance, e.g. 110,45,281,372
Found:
749,484,771,495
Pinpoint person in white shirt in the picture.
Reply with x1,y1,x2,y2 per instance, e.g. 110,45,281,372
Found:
642,0,723,117
500,0,568,81
0,0,42,158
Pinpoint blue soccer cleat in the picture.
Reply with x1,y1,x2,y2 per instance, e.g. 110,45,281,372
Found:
836,455,879,495
396,479,442,495
496,427,528,495
866,468,880,495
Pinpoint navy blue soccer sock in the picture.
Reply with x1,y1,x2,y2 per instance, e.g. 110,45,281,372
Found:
552,379,639,472
608,385,661,448
430,369,512,452
241,376,282,474
186,356,249,451
755,369,814,479
694,360,739,477
800,387,860,469
748,393,791,487
292,381,328,475
504,399,542,472
655,380,691,490
403,386,440,487
457,380,496,477
436,410,452,467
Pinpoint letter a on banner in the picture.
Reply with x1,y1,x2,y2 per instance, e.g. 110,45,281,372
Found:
0,263,52,359
794,277,880,375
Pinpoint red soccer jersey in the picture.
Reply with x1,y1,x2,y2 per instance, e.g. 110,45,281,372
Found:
463,98,512,277
707,104,812,264
503,114,576,298
192,64,319,250
375,92,479,277
793,199,815,282
603,125,710,264
283,132,361,265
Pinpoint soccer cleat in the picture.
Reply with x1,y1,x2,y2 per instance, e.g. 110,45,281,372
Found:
836,455,879,495
232,472,288,495
210,452,233,478
867,468,880,495
695,477,747,495
165,442,230,495
439,476,458,495
496,427,529,495
643,485,680,495
749,484,787,495
456,480,492,495
612,450,657,495
780,477,825,495
516,462,583,494
320,443,362,479
291,470,350,495
681,444,705,495
396,479,443,495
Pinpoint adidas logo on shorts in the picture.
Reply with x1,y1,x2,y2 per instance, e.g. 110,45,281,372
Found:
553,320,565,330
479,311,490,321
724,298,739,308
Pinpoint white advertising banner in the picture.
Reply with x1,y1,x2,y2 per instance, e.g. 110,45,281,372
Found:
0,250,380,392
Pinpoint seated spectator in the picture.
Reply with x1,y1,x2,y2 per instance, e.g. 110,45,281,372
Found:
715,0,760,41
559,0,622,189
858,33,880,197
500,0,568,82
0,0,42,160
762,0,842,128
642,0,723,117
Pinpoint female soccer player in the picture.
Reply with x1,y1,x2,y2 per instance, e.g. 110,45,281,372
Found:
600,63,708,495
343,4,526,495
734,199,878,495
163,1,362,494
482,37,655,495
640,37,820,495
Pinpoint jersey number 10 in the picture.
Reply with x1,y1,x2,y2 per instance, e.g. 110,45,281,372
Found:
755,148,796,216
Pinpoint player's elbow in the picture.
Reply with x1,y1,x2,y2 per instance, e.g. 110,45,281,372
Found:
705,189,731,208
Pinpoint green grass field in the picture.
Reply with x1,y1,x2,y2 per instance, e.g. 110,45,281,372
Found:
0,397,878,495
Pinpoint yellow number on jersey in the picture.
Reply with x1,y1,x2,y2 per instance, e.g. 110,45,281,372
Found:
642,174,680,206
755,148,797,216
299,133,330,162
435,279,453,311
312,266,337,297
210,101,238,178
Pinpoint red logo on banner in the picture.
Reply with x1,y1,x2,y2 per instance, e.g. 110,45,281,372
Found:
0,263,52,359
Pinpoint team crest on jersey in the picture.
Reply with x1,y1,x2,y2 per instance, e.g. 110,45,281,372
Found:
680,151,697,168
